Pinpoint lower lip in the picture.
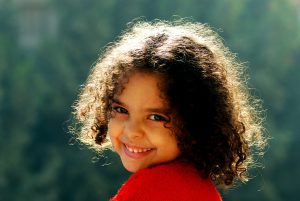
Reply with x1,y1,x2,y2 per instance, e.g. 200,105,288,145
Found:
123,144,153,159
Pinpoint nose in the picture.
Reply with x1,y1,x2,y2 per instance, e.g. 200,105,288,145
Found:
124,118,144,139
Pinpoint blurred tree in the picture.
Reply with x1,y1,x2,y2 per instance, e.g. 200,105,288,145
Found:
1,0,299,200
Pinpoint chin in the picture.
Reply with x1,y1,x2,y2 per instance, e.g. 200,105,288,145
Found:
123,163,148,173
124,166,139,173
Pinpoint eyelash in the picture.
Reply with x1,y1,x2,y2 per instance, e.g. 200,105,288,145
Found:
148,114,168,122
112,106,128,114
112,106,168,122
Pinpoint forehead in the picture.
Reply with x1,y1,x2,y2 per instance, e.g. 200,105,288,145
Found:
114,71,168,106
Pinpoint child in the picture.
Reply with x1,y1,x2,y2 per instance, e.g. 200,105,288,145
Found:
72,20,266,200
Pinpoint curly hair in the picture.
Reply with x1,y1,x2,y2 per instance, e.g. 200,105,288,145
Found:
72,20,266,187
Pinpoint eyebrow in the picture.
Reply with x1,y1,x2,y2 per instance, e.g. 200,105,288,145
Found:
112,97,127,107
112,97,171,115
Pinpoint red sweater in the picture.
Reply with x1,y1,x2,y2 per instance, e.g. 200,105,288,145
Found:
111,161,222,201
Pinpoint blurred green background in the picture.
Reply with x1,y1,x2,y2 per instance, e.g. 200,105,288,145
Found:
1,0,299,200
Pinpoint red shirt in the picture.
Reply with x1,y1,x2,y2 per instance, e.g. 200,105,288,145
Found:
111,161,222,201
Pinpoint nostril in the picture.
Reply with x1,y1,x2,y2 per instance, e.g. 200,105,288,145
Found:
124,121,144,139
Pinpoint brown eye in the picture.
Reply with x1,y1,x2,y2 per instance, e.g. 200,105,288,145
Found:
112,106,128,114
148,114,168,122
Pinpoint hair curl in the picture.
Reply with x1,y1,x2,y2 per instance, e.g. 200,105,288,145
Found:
72,20,266,187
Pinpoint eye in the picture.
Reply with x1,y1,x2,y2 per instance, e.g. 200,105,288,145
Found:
112,106,128,114
148,114,168,122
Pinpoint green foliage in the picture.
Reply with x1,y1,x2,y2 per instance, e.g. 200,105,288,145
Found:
0,0,299,200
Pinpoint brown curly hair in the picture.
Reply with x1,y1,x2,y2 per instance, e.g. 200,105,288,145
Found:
72,20,266,187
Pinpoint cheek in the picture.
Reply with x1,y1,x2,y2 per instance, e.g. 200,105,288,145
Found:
165,133,180,153
152,130,179,151
162,136,181,159
107,119,122,143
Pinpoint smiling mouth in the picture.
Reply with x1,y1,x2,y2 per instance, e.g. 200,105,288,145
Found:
124,144,153,153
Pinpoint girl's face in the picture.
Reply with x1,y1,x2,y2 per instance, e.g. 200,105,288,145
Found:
108,72,180,172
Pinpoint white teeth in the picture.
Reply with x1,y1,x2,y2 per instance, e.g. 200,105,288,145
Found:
126,145,151,153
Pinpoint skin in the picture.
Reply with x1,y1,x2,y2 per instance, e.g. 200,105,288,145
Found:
108,72,181,172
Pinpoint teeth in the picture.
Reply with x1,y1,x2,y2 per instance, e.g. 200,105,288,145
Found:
126,146,152,153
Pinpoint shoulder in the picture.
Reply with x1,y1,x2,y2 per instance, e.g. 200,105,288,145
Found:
111,161,222,201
